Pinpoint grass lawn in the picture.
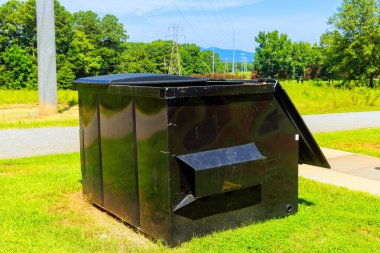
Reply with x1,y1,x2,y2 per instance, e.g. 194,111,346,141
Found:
1,153,379,252
0,89,78,106
314,128,380,158
281,80,380,115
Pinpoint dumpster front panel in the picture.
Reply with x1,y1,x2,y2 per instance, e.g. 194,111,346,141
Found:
79,92,103,206
99,93,139,227
167,94,299,244
135,97,171,241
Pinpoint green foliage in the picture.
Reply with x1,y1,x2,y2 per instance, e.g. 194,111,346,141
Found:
67,30,101,77
118,42,157,73
1,44,37,89
253,31,323,81
0,0,23,52
253,31,293,79
321,0,380,88
117,40,216,75
181,43,212,75
54,0,73,55
56,59,76,89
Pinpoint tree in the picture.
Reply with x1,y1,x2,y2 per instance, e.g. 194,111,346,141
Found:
323,0,380,88
118,42,155,73
145,40,172,73
54,0,74,55
67,30,101,77
292,42,323,81
1,44,37,89
253,31,293,79
97,14,128,74
72,11,128,75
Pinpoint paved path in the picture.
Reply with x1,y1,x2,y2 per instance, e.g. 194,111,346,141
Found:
0,127,79,159
302,111,380,133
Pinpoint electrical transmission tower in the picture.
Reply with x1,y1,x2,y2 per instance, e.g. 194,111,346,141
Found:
167,24,184,76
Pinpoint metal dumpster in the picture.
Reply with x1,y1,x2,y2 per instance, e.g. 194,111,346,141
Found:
73,73,329,246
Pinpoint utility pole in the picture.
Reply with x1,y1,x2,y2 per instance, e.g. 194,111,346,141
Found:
241,54,247,72
37,0,57,115
232,29,236,74
224,58,228,73
212,48,215,74
167,24,184,76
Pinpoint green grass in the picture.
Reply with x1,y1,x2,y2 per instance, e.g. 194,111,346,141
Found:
281,80,380,115
315,128,380,158
1,153,380,252
0,89,78,106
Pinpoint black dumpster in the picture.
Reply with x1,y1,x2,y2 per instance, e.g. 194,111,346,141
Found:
73,73,329,246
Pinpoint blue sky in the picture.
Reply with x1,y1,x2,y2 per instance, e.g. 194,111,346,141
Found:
2,0,342,52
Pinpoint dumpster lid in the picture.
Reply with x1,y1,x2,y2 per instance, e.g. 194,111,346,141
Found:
74,73,208,86
274,82,330,168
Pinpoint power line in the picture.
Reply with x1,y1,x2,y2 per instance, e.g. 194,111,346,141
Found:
171,0,204,45
181,0,219,46
206,0,228,43
190,0,226,47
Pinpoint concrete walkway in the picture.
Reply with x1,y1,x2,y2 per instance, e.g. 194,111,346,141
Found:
300,148,380,196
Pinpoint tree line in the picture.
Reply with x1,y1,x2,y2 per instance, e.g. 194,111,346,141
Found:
0,0,221,90
253,0,380,88
1,0,378,90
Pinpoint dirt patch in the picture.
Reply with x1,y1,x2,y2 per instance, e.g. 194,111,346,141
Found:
0,171,20,176
0,164,25,176
54,192,157,251
363,143,380,150
0,104,78,121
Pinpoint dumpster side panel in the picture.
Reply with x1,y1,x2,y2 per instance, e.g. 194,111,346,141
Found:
99,93,139,227
135,97,170,241
167,94,298,245
79,91,103,206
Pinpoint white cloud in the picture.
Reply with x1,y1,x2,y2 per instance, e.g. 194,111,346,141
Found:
59,0,262,16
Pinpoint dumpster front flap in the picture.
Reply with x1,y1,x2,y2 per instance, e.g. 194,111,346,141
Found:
274,82,330,168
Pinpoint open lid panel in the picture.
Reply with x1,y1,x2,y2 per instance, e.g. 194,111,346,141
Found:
273,81,330,168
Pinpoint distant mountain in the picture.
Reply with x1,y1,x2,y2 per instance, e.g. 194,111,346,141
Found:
201,47,254,63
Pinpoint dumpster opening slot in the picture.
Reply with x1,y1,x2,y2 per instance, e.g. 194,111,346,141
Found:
174,185,262,220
